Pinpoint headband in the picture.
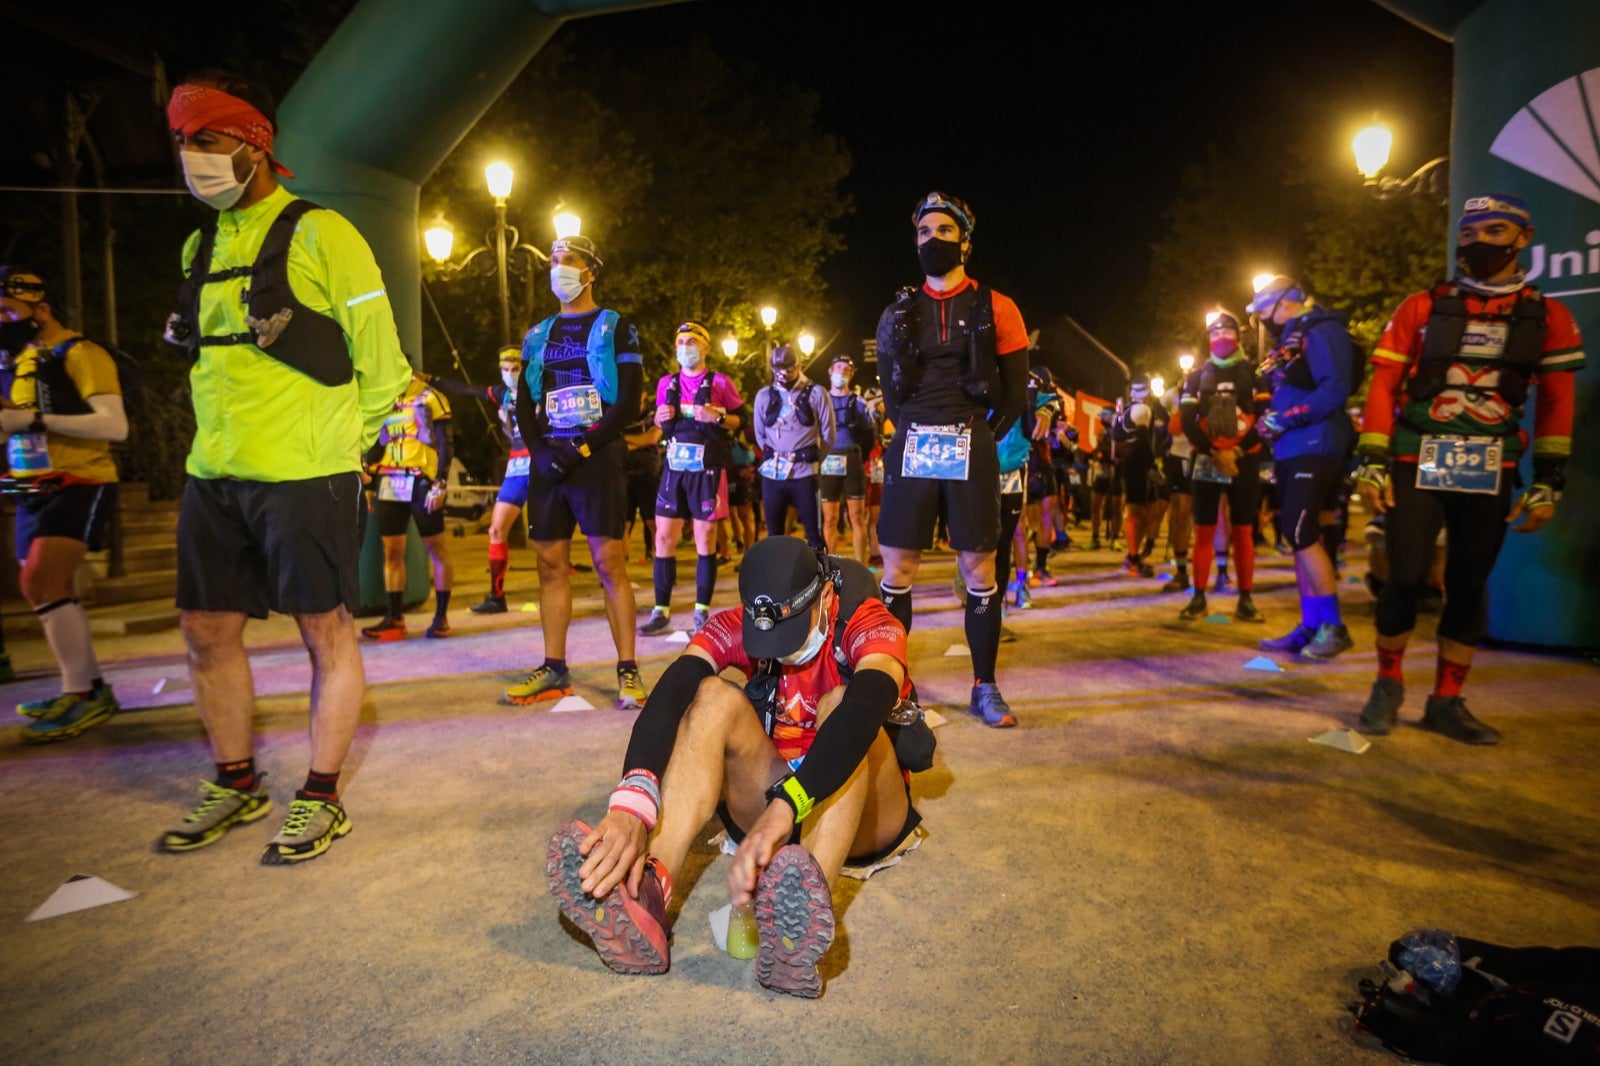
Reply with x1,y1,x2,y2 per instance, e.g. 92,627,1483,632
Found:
167,85,294,178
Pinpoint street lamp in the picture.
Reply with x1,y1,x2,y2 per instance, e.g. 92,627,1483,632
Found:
1352,120,1448,201
1178,351,1194,374
797,331,815,357
721,336,739,359
759,305,778,360
1246,276,1277,358
1149,374,1165,399
423,161,572,348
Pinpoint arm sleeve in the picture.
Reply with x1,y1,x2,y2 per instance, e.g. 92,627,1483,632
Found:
621,654,716,780
753,388,771,452
1362,294,1426,453
582,362,644,451
1279,324,1354,428
1532,300,1584,459
515,375,540,449
791,668,900,804
299,210,414,446
1180,399,1211,454
41,394,128,442
988,350,1028,441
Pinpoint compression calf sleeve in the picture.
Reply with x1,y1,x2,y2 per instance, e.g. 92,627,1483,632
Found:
1192,526,1216,591
964,585,1001,685
880,582,913,633
1232,526,1255,591
488,541,509,598
653,555,678,611
36,597,98,693
695,554,717,608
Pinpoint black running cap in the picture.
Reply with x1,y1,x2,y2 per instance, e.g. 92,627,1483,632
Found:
739,537,825,660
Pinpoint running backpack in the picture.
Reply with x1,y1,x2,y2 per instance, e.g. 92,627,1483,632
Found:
28,337,144,418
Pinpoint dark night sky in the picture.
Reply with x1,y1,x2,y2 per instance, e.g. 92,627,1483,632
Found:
560,0,1453,356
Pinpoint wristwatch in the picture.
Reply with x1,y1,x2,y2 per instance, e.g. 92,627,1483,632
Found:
764,775,814,823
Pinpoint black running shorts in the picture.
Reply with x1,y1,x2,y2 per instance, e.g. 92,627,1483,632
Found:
655,465,722,522
1275,455,1344,551
818,448,866,502
877,421,1000,553
177,473,362,618
527,438,627,542
373,472,446,538
15,482,116,559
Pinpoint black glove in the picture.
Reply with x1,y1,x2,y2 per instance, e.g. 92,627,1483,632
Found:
534,440,585,483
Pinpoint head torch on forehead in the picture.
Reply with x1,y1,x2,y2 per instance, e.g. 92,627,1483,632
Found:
0,275,47,301
744,573,823,632
913,192,973,234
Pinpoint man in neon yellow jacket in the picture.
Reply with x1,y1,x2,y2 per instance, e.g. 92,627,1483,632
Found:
156,68,411,866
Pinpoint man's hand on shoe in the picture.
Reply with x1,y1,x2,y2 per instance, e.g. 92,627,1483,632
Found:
577,809,649,901
728,800,797,907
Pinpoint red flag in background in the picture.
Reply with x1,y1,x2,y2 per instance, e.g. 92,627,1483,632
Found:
1076,391,1112,453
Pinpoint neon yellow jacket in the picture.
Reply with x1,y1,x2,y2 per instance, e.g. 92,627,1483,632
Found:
181,185,412,481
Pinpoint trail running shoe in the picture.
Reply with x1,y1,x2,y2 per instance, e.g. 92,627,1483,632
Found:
1234,592,1264,623
1009,579,1032,611
754,845,835,998
1260,623,1315,654
22,685,120,743
261,797,352,865
470,594,508,614
546,819,670,974
1033,570,1058,588
1300,623,1354,661
360,616,407,641
692,608,710,633
968,682,1017,728
1357,677,1404,736
1161,570,1190,593
1421,695,1500,746
158,777,272,852
638,610,674,636
1178,590,1208,621
425,618,452,639
618,665,647,710
19,679,116,719
503,664,574,705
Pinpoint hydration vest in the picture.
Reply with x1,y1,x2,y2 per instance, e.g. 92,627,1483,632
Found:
831,392,874,450
172,199,353,387
664,370,731,469
877,282,999,410
1411,282,1546,407
520,309,623,405
761,381,817,428
3,337,140,417
1196,357,1251,442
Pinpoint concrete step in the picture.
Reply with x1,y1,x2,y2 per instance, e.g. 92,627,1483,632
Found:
2,597,179,636
120,512,180,536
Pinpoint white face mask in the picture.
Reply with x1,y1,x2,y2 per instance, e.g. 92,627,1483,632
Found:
676,345,703,371
501,367,519,391
181,145,256,211
777,606,830,666
550,265,587,303
830,372,848,389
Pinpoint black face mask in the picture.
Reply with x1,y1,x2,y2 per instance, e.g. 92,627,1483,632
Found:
917,237,964,277
0,315,40,359
1456,240,1521,280
1259,315,1286,341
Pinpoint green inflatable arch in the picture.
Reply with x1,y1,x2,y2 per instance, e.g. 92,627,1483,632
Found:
1380,0,1598,650
273,0,681,611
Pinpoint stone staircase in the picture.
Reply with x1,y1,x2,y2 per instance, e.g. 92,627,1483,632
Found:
0,481,181,636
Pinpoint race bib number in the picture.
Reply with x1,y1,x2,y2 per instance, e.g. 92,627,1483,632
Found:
998,468,1024,496
6,431,52,477
505,454,531,478
901,424,971,481
1416,435,1502,494
1191,454,1232,484
760,455,794,480
1068,469,1082,486
868,458,884,484
547,384,603,430
667,441,706,472
377,472,415,502
820,453,849,478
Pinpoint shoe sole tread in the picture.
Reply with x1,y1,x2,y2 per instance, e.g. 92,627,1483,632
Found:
754,846,834,997
546,820,669,974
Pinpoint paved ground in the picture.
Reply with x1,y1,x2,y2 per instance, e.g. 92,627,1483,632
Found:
1,525,1596,1065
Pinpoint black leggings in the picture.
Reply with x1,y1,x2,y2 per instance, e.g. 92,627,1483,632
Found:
762,475,824,549
995,490,1024,581
1374,462,1512,646
1191,456,1262,526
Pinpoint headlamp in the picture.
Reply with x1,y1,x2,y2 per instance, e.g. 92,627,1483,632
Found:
744,573,824,632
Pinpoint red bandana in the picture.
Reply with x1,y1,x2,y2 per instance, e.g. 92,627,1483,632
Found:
167,85,295,178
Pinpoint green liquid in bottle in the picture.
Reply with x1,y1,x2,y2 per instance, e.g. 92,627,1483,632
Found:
727,903,759,959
